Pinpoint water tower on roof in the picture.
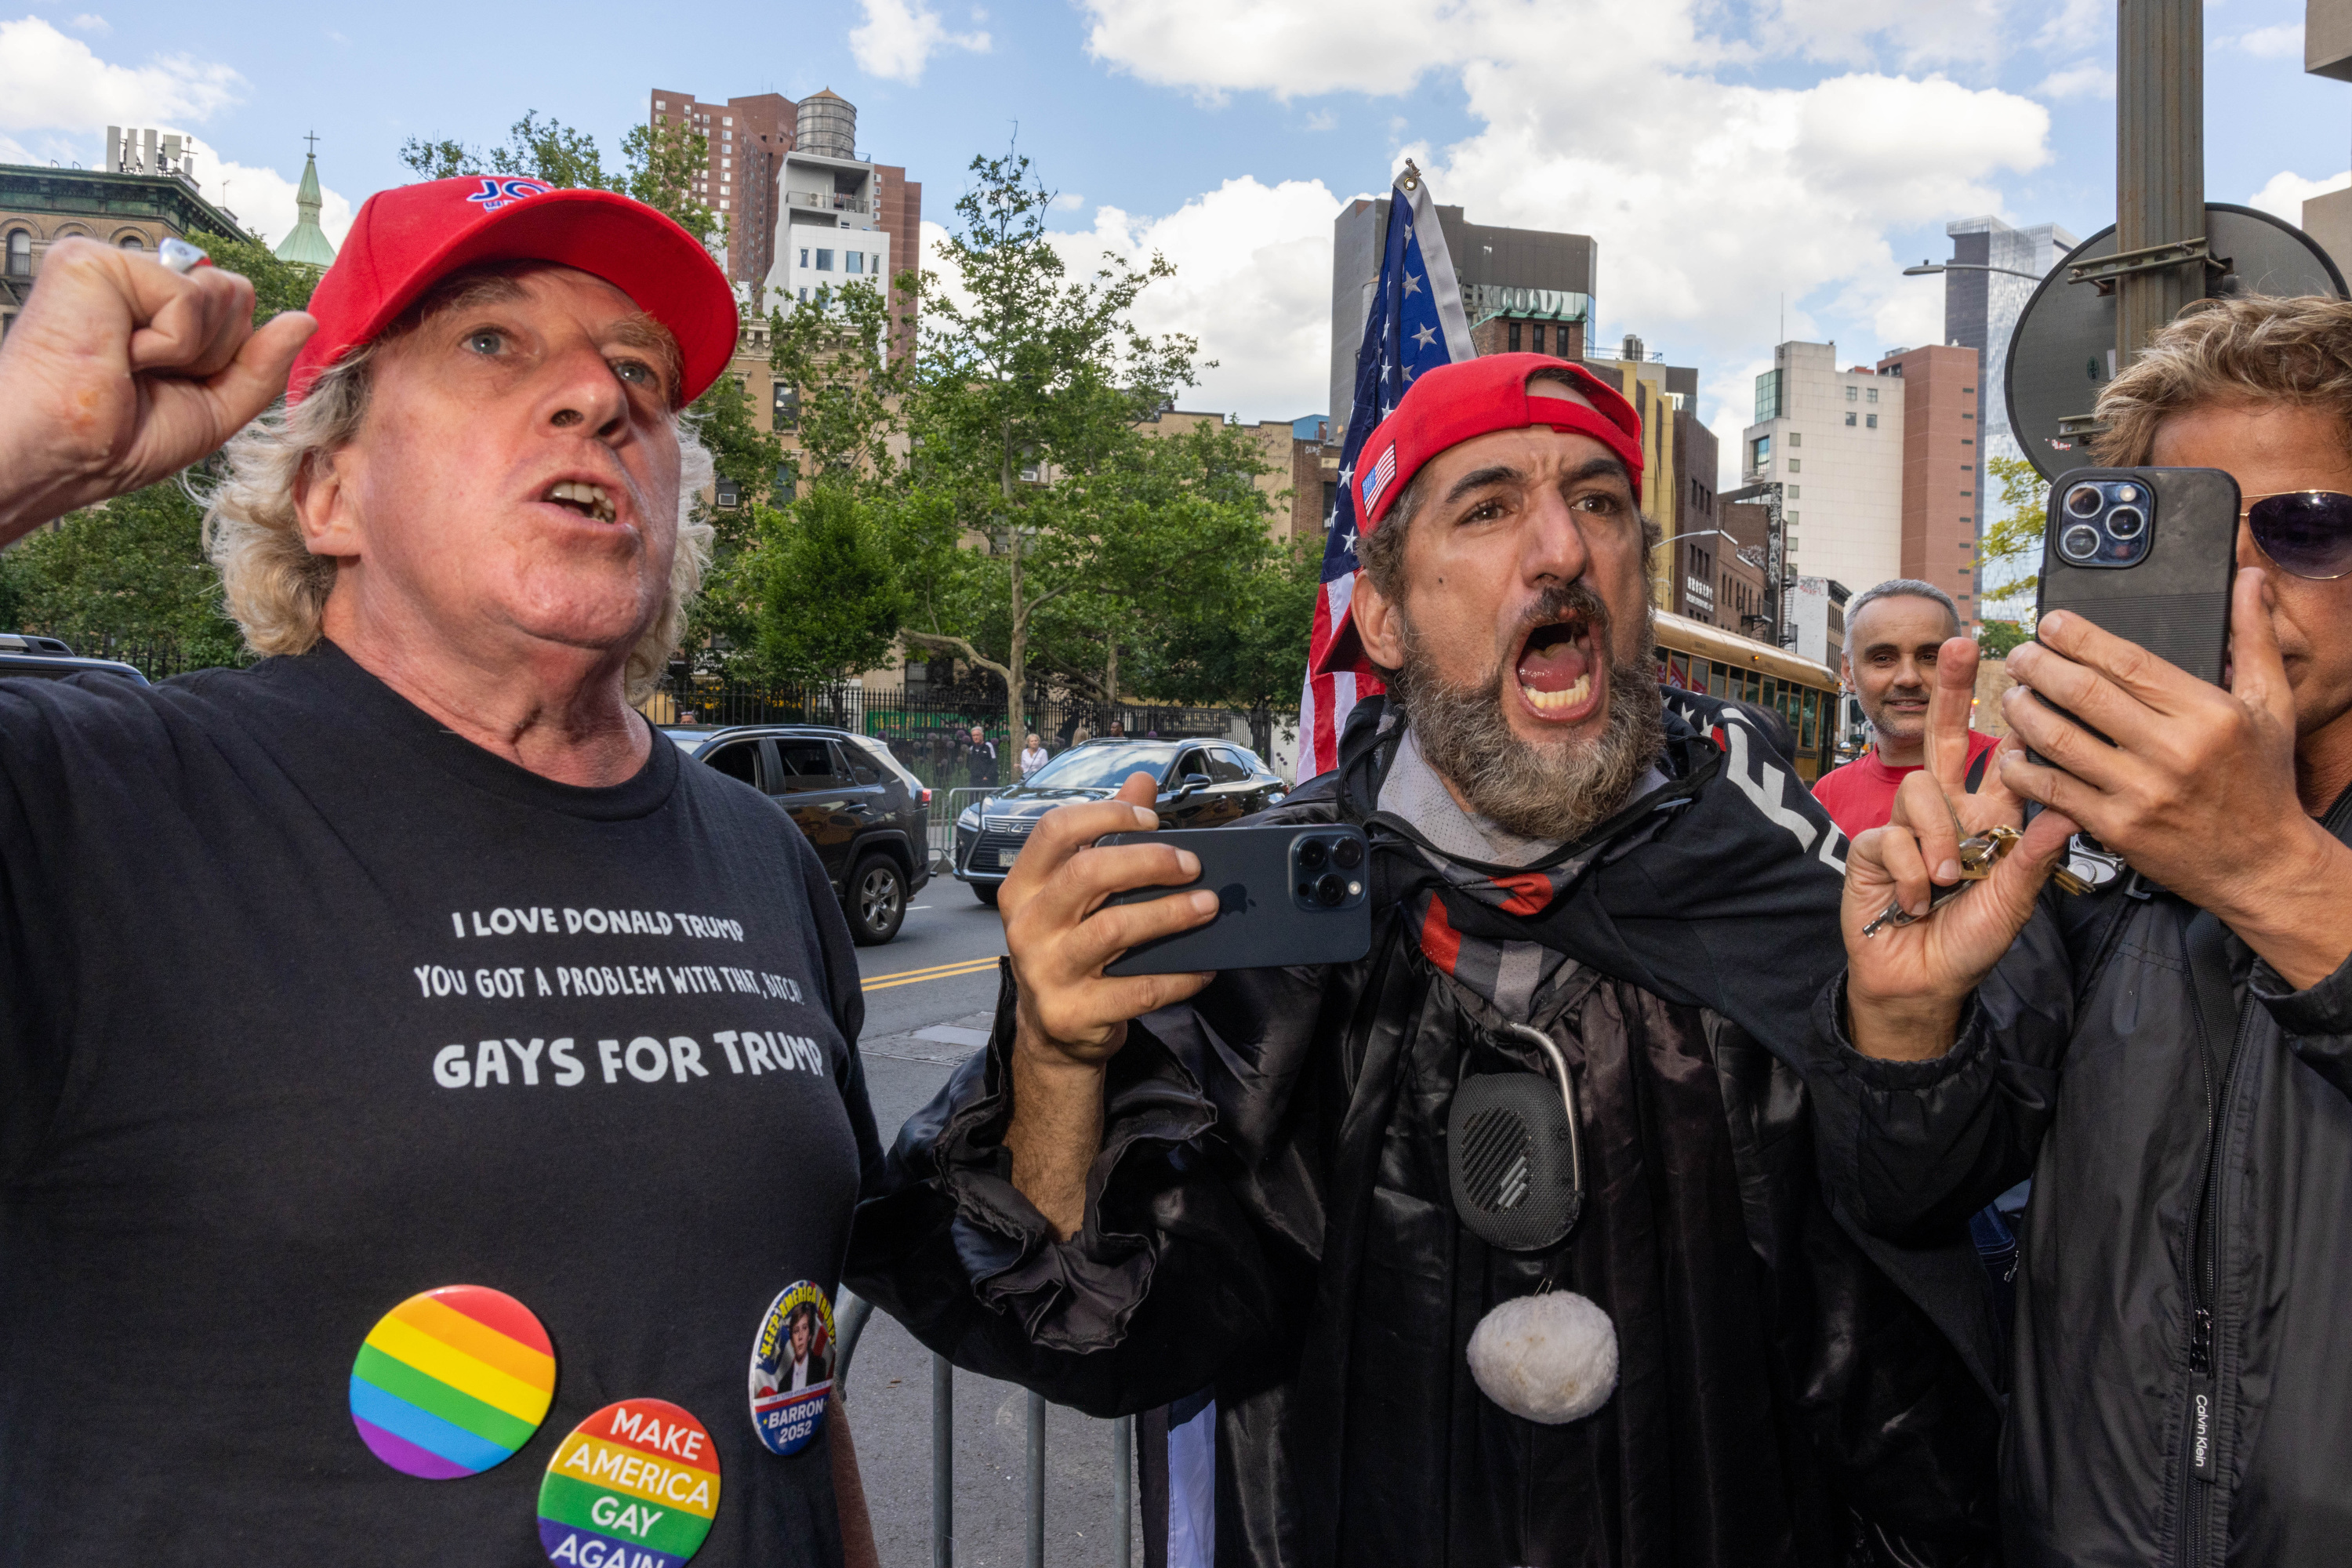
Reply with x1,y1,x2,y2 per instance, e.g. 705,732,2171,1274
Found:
795,89,855,158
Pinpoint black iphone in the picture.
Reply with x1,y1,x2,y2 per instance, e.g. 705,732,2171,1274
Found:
1097,825,1374,976
2030,466,2238,762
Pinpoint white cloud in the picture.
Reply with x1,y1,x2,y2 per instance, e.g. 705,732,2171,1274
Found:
2232,21,2303,56
2031,62,2113,98
1073,0,2053,465
0,15,241,130
1051,191,1085,211
2248,167,2350,224
1055,176,1346,417
848,0,990,84
912,179,1345,419
69,13,109,32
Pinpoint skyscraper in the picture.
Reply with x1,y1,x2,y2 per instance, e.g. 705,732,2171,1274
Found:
1940,216,2077,534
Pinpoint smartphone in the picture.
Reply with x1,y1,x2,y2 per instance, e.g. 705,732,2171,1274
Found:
2030,466,2238,762
1097,825,1373,976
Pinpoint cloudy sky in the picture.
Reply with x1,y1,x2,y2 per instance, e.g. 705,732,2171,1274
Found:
2,0,2339,478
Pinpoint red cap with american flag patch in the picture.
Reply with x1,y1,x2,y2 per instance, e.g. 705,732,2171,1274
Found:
1315,354,1647,677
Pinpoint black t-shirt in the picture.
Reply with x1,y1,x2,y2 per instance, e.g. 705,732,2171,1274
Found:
0,644,881,1566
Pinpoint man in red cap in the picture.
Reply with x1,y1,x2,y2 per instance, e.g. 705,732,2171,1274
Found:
0,184,880,1565
851,356,2005,1564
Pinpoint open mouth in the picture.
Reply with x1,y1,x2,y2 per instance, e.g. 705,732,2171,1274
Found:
543,479,619,524
1515,613,1603,719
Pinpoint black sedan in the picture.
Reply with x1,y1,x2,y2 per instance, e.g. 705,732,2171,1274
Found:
953,737,1288,905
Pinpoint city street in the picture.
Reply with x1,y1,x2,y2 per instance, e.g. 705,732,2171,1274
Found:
848,882,1145,1567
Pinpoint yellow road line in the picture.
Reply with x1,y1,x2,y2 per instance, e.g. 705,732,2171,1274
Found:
862,956,1003,991
864,954,1006,984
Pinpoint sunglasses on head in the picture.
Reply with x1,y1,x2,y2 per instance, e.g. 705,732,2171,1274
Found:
2242,491,2352,580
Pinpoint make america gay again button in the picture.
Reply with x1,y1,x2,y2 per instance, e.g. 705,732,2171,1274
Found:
539,1399,720,1567
348,1285,557,1478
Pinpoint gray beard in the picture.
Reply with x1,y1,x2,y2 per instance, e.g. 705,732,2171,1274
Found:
1390,589,1665,846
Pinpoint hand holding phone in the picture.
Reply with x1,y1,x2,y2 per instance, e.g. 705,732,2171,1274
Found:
1098,825,1373,976
2001,466,2321,924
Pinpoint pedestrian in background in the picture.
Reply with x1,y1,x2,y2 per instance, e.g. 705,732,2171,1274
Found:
1813,579,2001,839
1018,731,1049,779
966,723,1000,788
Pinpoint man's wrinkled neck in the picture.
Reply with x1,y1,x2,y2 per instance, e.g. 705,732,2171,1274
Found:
320,586,652,789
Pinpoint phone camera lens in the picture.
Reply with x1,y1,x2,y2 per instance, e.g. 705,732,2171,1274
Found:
1331,837,1363,870
2065,484,2104,517
1296,839,1329,872
1314,873,1348,908
2106,505,2145,539
2060,524,2102,561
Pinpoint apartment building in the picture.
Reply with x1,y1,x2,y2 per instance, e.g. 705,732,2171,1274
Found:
646,89,795,288
1740,341,1904,604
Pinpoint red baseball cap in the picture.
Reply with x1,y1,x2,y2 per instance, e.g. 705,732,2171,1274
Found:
286,176,739,405
1316,354,1648,676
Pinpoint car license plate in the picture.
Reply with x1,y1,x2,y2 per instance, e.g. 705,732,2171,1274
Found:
996,847,1020,869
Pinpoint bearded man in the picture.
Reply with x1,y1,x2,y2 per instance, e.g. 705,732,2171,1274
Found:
849,357,2003,1567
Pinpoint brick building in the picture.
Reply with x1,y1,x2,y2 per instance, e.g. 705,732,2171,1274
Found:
1874,343,1983,626
646,89,795,290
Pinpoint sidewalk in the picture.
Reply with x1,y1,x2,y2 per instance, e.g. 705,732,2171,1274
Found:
854,1016,1145,1566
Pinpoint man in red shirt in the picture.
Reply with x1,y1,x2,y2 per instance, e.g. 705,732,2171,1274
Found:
1812,578,2002,837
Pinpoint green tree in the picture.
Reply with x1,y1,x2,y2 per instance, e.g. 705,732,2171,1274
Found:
1976,618,2028,657
1138,532,1321,760
1980,454,2049,612
0,481,246,659
896,149,1200,743
752,488,910,689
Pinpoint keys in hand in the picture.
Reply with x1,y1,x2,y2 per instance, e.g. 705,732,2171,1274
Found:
1862,825,2024,938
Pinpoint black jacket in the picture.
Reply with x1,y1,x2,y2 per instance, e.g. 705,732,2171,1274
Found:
848,695,2006,1567
1805,789,2352,1566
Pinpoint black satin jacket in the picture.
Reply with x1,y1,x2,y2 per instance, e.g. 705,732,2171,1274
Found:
1805,789,2352,1567
848,713,2005,1568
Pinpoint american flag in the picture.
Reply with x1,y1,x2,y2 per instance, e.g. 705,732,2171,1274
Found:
1299,167,1473,780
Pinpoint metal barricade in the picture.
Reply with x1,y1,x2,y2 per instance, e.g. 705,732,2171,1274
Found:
836,1289,1134,1568
928,786,996,875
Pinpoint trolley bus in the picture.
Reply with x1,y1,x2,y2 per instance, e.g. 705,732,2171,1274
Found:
1652,609,1846,782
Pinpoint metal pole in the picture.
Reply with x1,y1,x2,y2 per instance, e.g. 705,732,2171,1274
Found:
2115,0,2205,364
1112,1414,1134,1568
1025,1390,1047,1568
932,1352,953,1568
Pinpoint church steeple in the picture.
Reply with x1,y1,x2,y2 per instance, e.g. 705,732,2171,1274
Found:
273,133,337,268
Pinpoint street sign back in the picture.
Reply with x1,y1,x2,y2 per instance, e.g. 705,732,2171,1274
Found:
2005,203,2347,483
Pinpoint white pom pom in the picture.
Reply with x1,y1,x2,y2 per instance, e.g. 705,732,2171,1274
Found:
1466,1291,1618,1424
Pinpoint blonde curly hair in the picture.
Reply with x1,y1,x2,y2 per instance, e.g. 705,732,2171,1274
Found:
201,266,717,703
2092,294,2352,466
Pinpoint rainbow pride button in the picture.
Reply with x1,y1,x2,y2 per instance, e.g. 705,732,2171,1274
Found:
349,1285,557,1479
538,1399,720,1568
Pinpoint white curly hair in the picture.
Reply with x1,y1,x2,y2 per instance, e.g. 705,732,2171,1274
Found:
200,264,717,703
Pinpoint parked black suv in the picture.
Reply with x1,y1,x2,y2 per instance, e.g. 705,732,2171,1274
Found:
0,633,147,683
660,724,932,945
953,737,1287,906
